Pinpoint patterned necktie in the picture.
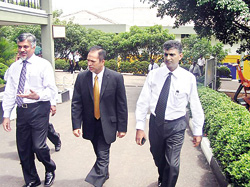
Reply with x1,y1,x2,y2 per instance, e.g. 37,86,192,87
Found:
16,60,27,106
94,75,100,119
155,72,172,125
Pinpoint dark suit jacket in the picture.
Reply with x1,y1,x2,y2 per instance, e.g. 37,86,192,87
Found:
71,68,128,144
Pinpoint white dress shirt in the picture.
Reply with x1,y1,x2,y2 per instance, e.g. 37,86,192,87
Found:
136,65,204,136
74,54,80,62
92,67,105,92
197,58,205,66
2,54,57,118
148,63,159,72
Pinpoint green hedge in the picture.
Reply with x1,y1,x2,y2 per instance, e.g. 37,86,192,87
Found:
198,86,250,186
55,58,150,74
105,59,118,71
218,66,231,78
79,60,88,70
0,62,8,84
55,59,69,70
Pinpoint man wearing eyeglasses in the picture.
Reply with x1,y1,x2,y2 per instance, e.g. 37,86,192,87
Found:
135,40,204,187
2,33,57,187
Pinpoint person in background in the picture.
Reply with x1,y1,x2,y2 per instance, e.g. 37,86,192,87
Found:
2,33,57,187
35,47,62,152
197,55,205,74
74,52,81,71
148,59,159,73
135,40,204,187
71,46,128,187
189,61,201,78
68,52,74,74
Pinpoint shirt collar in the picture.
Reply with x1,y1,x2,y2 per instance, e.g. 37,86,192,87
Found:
19,54,35,64
92,67,105,79
163,65,180,78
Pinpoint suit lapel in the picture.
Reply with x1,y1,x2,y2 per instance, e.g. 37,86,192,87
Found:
100,68,109,101
87,71,94,101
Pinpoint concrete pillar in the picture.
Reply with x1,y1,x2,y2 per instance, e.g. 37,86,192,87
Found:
40,0,55,69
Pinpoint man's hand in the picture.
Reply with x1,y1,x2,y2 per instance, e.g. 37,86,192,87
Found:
17,89,39,100
193,136,202,147
3,118,11,132
117,132,126,138
135,129,146,146
73,129,82,137
50,105,56,116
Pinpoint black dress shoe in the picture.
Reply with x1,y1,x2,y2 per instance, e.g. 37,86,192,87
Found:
22,180,41,187
55,134,61,152
44,171,55,187
105,172,109,181
158,179,162,187
55,143,61,152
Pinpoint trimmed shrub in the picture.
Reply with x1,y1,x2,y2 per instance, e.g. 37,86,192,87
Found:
0,62,8,84
105,59,118,71
198,86,250,186
225,152,250,186
218,66,231,78
119,61,134,73
78,60,88,70
55,59,69,70
133,61,149,74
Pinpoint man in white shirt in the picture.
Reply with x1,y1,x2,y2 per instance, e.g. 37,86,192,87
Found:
148,59,159,73
197,55,205,74
74,52,81,71
68,52,74,74
135,40,204,187
2,33,57,187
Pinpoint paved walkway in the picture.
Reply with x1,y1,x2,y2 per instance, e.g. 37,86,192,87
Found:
0,71,219,187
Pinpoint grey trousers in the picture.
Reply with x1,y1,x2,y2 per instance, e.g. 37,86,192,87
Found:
149,114,187,187
85,119,110,187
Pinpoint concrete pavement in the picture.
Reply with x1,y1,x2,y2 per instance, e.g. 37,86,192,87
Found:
0,72,219,187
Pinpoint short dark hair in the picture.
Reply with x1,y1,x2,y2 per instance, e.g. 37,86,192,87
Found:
17,33,36,48
163,40,182,53
89,45,107,61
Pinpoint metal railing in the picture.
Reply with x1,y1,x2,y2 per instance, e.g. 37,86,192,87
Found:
0,0,40,9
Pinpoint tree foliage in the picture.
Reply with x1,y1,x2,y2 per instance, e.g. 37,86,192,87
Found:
143,0,250,54
114,25,174,61
0,25,41,46
0,37,17,66
181,35,229,63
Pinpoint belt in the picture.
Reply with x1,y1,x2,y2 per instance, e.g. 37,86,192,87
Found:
164,116,186,123
17,101,49,109
151,114,185,123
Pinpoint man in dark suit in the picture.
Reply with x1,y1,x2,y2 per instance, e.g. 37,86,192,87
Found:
71,46,128,187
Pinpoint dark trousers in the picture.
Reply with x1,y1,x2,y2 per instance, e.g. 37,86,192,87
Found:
149,114,187,187
47,123,60,146
199,65,204,74
68,60,74,74
16,101,56,184
74,62,80,71
85,119,110,187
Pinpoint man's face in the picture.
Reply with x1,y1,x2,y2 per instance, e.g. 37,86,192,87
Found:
164,48,183,72
18,39,35,60
87,50,104,74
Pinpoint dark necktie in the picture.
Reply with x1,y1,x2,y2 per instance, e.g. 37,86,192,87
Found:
16,60,27,106
155,72,172,125
151,64,154,70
